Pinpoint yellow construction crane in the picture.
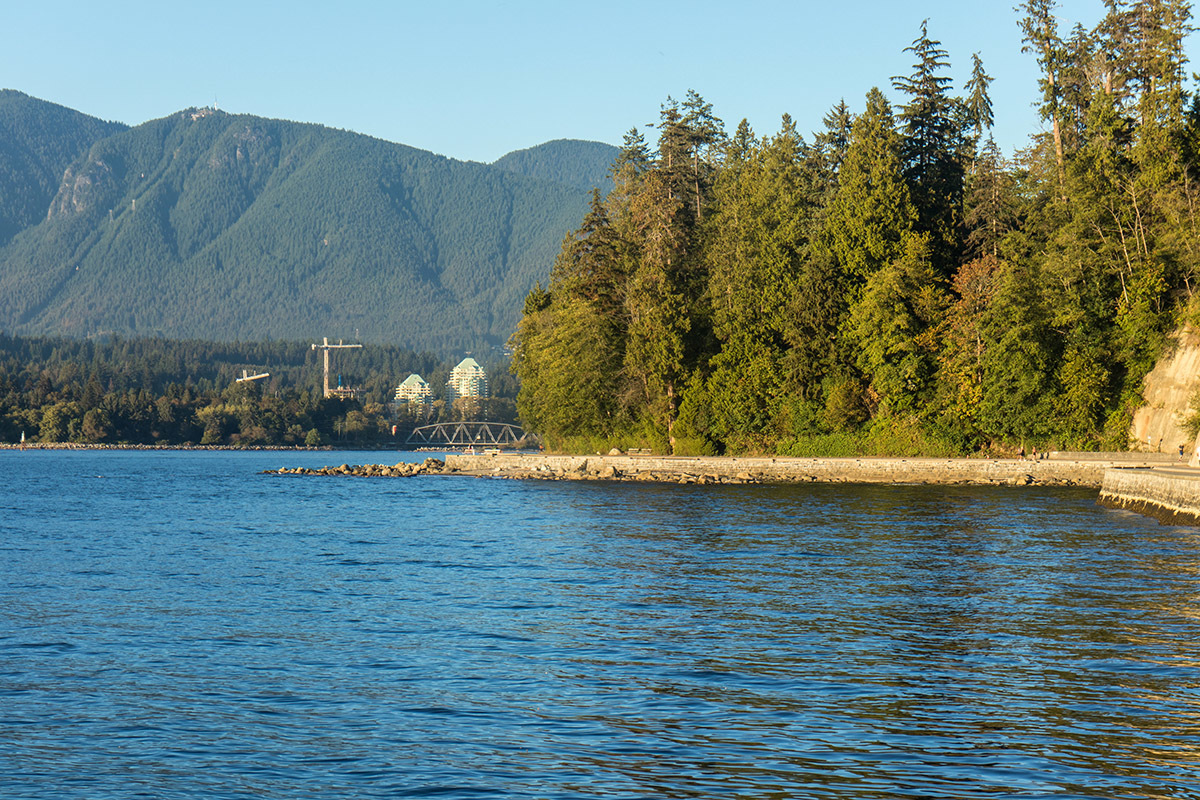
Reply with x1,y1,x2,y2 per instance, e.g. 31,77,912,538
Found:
311,337,363,399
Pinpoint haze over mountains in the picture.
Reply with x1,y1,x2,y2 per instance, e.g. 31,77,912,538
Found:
0,90,617,354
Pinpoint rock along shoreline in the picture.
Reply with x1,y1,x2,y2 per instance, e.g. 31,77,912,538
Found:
264,452,1157,489
262,452,1200,526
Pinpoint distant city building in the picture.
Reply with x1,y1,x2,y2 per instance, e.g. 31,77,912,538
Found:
446,357,488,401
393,373,432,406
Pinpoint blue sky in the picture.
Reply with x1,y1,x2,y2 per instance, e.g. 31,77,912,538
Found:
6,1,1193,163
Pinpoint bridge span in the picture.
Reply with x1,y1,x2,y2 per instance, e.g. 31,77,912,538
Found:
405,421,535,448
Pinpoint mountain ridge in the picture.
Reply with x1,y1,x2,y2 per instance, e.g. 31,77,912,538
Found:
0,92,617,354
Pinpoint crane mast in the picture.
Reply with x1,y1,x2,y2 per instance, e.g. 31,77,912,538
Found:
311,337,363,399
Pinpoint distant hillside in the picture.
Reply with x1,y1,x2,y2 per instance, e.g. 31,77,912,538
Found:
0,103,593,353
492,139,618,194
0,90,126,245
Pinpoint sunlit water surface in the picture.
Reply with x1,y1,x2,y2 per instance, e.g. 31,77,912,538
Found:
3,450,1200,798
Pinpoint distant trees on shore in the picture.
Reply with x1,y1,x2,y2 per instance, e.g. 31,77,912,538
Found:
0,334,516,446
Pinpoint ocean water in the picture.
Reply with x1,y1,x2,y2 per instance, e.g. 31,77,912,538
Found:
2,449,1200,799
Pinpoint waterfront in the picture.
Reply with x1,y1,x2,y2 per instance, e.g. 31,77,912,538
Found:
3,450,1200,798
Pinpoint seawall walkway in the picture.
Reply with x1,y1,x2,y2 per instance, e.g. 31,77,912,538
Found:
265,451,1200,526
444,452,1159,489
1098,466,1200,525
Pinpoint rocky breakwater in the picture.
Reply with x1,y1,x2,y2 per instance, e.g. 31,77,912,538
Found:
263,458,449,478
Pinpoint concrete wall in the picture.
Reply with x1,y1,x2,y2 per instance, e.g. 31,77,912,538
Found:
447,453,1124,487
1099,467,1200,526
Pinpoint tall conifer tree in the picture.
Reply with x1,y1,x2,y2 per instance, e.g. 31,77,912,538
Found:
893,20,966,274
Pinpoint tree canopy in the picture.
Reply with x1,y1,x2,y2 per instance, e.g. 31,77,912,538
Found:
512,2,1200,457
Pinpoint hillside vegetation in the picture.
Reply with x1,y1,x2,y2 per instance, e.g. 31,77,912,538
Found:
0,90,126,245
492,139,618,193
0,99,603,353
514,3,1200,456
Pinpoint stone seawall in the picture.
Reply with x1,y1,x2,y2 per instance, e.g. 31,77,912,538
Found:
266,453,1200,525
1099,466,1200,525
445,453,1123,487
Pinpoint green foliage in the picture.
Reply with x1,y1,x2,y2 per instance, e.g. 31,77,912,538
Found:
857,415,970,457
822,379,869,432
777,415,969,458
0,90,126,245
491,139,619,194
510,13,1200,454
776,432,861,458
848,233,947,413
0,106,597,354
975,259,1059,441
893,21,968,272
821,88,917,286
0,332,515,447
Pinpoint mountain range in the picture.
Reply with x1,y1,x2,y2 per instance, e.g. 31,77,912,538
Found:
0,90,617,354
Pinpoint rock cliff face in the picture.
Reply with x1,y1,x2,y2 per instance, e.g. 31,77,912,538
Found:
48,159,117,218
1129,327,1200,456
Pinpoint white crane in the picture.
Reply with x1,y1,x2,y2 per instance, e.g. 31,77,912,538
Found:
311,337,363,398
235,369,270,384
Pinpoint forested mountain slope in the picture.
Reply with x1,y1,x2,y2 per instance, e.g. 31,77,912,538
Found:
492,139,618,194
0,103,602,353
0,90,127,245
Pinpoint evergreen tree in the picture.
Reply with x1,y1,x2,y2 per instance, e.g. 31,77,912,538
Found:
821,88,916,286
964,137,1018,258
1019,0,1071,195
964,53,995,144
938,252,1003,431
725,118,757,168
611,127,652,187
623,169,692,449
976,259,1059,441
849,233,947,414
703,117,816,448
511,194,629,440
811,100,854,200
892,20,966,274
681,89,726,221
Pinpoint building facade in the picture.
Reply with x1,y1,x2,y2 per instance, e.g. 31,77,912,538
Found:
446,357,488,401
393,373,433,406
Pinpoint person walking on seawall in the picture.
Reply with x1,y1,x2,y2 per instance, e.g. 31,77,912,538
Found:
1180,444,1186,461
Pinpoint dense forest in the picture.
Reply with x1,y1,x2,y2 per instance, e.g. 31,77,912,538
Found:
0,90,127,246
0,92,615,353
492,139,619,193
512,1,1200,456
0,334,516,446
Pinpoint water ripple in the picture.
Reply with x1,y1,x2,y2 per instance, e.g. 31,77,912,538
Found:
2,451,1200,798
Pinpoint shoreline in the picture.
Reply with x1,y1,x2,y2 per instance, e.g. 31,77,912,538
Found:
267,451,1167,490
442,453,1147,488
0,442,434,452
17,446,1198,525
264,452,1200,526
